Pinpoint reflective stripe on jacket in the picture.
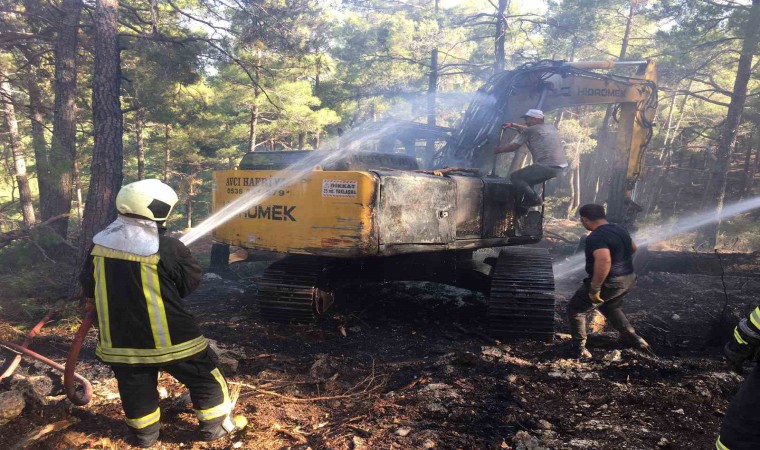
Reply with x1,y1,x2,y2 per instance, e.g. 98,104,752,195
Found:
80,235,205,366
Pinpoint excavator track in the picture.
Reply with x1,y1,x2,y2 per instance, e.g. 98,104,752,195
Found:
256,256,334,322
488,247,555,342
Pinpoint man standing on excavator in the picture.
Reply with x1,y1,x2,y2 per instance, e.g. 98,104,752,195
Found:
79,179,247,447
566,204,654,359
494,109,568,207
716,306,760,449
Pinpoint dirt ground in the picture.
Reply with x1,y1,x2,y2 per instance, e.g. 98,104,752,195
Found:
1,243,759,450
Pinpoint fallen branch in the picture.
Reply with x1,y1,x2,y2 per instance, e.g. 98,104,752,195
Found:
0,213,71,250
544,230,574,243
231,381,381,403
10,417,79,450
26,237,56,263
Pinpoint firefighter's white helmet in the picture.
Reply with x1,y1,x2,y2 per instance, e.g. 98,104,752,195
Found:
115,179,178,221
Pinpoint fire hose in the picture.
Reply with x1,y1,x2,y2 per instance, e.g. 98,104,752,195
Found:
0,309,95,406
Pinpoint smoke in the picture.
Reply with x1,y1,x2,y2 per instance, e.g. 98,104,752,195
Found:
553,196,760,281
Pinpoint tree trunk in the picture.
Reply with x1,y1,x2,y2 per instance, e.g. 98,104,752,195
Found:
164,123,171,182
742,134,755,197
618,2,635,60
19,2,51,226
81,0,123,259
26,68,49,200
73,158,83,220
698,0,760,249
494,0,509,73
248,105,257,152
2,147,16,202
1,78,36,227
186,177,194,229
135,110,145,180
45,0,82,238
661,80,693,163
425,48,439,156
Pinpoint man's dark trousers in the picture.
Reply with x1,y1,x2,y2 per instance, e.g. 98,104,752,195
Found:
510,164,564,204
567,273,638,347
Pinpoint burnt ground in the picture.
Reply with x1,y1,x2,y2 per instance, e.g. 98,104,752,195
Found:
1,248,759,450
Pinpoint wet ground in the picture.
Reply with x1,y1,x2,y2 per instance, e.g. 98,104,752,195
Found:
1,248,759,449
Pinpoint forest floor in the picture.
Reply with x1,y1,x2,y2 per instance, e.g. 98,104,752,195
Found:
2,233,760,450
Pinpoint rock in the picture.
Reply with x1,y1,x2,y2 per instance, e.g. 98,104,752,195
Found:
11,375,55,405
452,351,479,367
419,383,460,399
207,339,240,374
351,436,367,450
481,346,505,359
512,430,547,450
309,354,339,381
425,402,448,414
218,354,239,375
538,419,553,430
422,439,436,449
202,273,223,281
657,437,670,447
395,426,411,437
672,408,684,415
671,314,680,321
0,390,26,425
603,350,622,363
207,339,223,355
569,439,599,448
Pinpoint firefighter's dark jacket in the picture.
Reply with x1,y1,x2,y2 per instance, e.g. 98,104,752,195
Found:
80,235,205,366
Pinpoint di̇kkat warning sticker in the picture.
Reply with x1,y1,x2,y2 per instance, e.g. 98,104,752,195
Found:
322,179,358,198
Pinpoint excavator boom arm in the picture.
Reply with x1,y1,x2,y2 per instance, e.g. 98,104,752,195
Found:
441,59,657,226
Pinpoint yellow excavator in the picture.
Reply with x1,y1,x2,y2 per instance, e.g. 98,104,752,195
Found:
209,59,658,341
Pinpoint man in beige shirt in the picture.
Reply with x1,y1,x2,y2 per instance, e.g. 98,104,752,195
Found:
494,109,568,207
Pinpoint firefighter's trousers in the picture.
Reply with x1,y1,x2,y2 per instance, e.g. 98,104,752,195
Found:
111,348,231,440
567,274,639,347
717,364,760,449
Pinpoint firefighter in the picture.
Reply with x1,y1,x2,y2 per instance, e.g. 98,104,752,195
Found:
80,179,247,448
494,109,568,207
566,203,654,359
716,306,760,450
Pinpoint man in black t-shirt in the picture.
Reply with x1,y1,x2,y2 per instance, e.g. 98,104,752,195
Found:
566,204,654,359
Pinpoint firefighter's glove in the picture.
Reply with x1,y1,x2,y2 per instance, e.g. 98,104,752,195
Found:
724,319,760,375
588,285,604,305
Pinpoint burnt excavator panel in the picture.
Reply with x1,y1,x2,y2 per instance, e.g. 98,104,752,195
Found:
375,171,456,250
482,177,519,238
451,175,484,239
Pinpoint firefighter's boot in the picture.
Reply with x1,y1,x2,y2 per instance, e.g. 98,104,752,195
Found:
128,424,160,448
201,414,248,441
